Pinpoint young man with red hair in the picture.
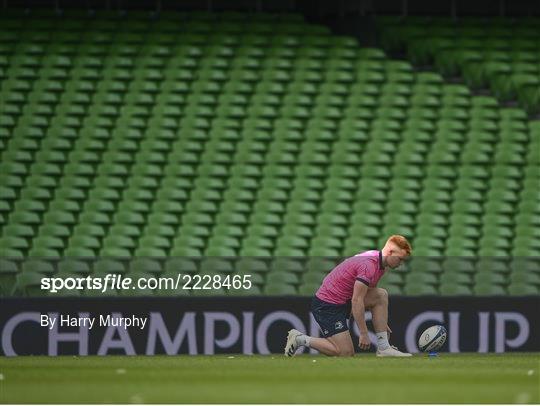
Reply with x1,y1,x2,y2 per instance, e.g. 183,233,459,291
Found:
285,235,412,357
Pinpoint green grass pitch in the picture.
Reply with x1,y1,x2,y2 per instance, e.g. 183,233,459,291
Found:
1,353,539,403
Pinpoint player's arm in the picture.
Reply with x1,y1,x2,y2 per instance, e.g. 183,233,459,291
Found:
351,280,371,350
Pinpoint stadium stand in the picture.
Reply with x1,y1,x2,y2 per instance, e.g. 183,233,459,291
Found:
0,10,538,297
377,17,540,115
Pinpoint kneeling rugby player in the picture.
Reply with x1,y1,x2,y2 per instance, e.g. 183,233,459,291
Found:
285,235,412,357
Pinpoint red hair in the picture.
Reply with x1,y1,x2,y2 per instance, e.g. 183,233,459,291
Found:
387,235,412,255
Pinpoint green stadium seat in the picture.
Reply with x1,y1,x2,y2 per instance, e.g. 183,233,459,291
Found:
263,283,298,295
403,284,437,295
0,259,18,295
13,272,48,296
440,283,474,295
508,283,539,295
474,284,507,295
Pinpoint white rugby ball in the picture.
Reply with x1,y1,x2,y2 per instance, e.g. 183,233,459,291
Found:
418,325,447,352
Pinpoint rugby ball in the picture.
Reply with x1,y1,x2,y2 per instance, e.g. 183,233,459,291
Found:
418,325,447,352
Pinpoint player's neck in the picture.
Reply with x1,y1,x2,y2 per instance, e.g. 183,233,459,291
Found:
380,250,388,269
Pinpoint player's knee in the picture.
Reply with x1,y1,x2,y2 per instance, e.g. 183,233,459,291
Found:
338,347,355,357
328,348,339,357
377,288,388,304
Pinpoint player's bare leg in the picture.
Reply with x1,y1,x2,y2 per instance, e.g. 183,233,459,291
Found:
285,329,354,357
365,287,411,357
315,331,354,356
364,287,389,334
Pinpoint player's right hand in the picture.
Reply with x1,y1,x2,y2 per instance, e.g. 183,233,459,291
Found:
359,333,371,350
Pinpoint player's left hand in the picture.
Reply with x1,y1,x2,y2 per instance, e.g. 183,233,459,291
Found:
359,332,371,351
386,325,392,341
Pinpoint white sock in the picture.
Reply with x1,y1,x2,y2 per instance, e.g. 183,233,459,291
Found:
295,334,311,347
376,331,390,351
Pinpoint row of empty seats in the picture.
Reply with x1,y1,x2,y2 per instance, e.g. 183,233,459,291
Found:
1,257,539,296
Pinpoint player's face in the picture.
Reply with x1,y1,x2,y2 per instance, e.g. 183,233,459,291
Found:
386,247,409,269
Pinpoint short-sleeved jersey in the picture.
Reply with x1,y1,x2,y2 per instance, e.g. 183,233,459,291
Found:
315,250,385,305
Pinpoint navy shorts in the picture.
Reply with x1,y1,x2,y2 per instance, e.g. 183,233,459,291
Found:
311,296,352,338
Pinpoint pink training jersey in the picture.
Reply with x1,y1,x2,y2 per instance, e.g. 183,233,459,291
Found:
315,250,386,304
